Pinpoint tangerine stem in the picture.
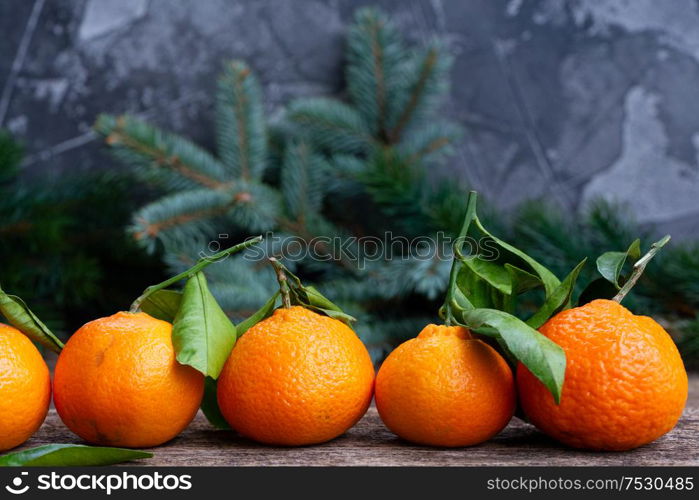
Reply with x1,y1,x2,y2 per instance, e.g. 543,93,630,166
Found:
442,191,478,325
269,257,292,309
129,235,263,313
613,235,671,304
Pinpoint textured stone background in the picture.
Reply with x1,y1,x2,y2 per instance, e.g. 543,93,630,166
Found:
2,0,699,238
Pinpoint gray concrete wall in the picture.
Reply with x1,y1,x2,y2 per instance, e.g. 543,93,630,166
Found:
2,0,699,238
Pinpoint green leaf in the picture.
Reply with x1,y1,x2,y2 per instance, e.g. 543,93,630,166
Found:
462,257,513,295
450,285,474,310
455,308,566,403
494,336,519,367
526,259,587,329
172,272,237,379
236,291,279,338
297,285,356,325
0,286,63,352
473,217,561,297
455,261,542,315
302,285,344,311
139,289,182,322
443,192,567,403
268,259,356,326
201,377,231,430
505,264,542,294
0,444,151,467
596,239,641,289
455,267,493,309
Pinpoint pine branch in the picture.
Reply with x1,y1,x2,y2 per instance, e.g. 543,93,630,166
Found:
130,189,233,252
511,201,591,275
216,60,267,180
225,180,282,232
388,42,453,142
130,182,282,253
281,140,326,219
0,130,23,183
424,178,472,235
95,114,229,189
266,121,288,169
323,154,366,196
507,198,692,315
322,257,439,303
645,242,699,315
283,220,359,273
677,317,699,369
1,165,156,332
586,200,647,250
376,255,450,300
0,188,57,238
285,97,373,153
358,315,435,361
398,120,462,165
320,274,402,302
357,149,432,235
199,257,277,321
347,7,406,140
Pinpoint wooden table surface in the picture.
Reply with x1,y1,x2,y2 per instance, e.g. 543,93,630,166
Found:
21,376,699,466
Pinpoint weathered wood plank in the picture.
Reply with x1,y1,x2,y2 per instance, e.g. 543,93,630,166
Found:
19,377,699,466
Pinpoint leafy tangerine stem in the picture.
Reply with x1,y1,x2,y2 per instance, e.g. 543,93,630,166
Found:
129,235,263,313
269,258,292,308
442,191,478,326
613,234,671,304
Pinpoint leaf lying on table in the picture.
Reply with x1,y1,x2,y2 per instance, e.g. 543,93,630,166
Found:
0,444,152,467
